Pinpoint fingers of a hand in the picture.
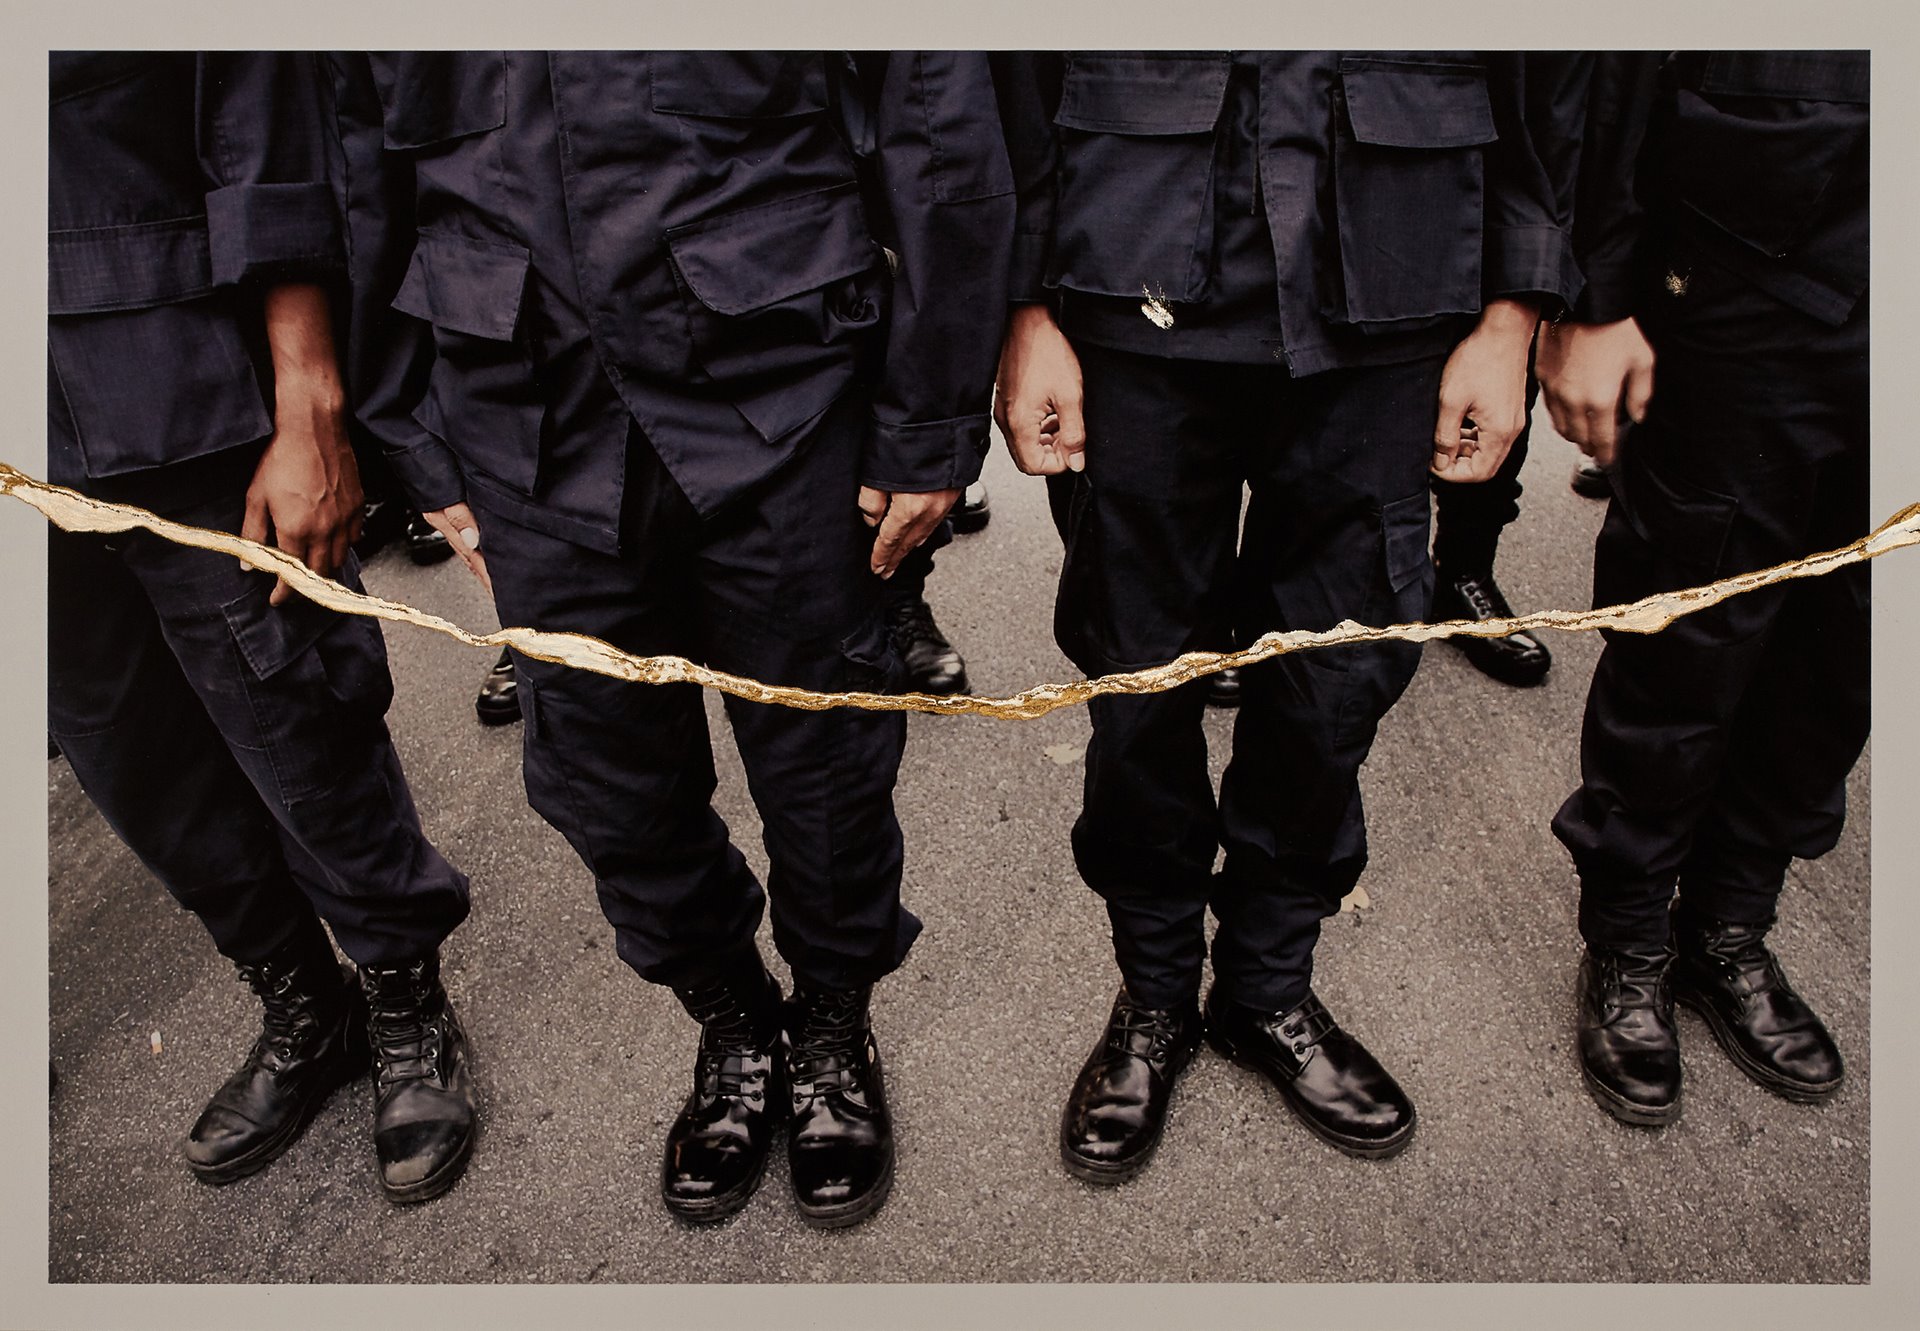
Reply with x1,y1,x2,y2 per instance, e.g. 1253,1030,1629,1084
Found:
269,529,324,608
1584,404,1618,459
468,549,494,595
857,485,889,528
239,491,270,572
870,516,909,577
323,531,349,581
1053,395,1088,473
1005,404,1057,476
1543,393,1582,446
1432,389,1469,457
419,505,476,549
1625,363,1655,424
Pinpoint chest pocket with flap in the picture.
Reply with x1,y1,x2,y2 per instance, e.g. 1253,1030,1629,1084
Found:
1047,52,1232,305
1327,58,1498,329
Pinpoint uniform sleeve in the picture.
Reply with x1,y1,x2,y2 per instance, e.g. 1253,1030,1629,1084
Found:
1480,51,1593,314
1570,52,1664,324
195,53,341,288
849,52,1018,495
988,52,1064,304
322,52,465,512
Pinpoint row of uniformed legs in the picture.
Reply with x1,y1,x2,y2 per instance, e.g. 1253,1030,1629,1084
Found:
1053,344,1440,1178
1555,244,1866,1125
48,446,477,1202
472,393,907,1227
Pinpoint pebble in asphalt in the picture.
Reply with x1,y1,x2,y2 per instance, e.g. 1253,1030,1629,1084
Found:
46,414,1869,1284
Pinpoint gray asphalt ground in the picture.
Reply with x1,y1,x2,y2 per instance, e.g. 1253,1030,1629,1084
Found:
46,410,1870,1284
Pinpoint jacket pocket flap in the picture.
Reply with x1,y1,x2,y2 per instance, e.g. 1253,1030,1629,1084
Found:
391,229,531,341
1054,53,1231,134
650,52,830,118
1700,51,1868,104
665,183,878,317
370,52,507,149
48,218,214,315
1342,62,1497,149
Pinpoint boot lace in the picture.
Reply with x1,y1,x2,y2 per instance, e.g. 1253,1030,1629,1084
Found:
681,984,773,1100
789,990,866,1104
237,961,320,1064
1698,925,1787,996
1452,574,1512,622
364,962,442,1091
885,596,949,654
1104,995,1183,1063
1596,948,1673,1014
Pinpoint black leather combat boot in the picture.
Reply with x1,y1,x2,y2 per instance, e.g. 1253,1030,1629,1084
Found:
1059,986,1203,1184
1204,985,1417,1158
183,925,367,1184
360,954,476,1204
1672,911,1844,1102
1432,567,1552,688
661,960,786,1222
1576,944,1682,1126
884,594,969,695
474,647,520,727
786,983,893,1229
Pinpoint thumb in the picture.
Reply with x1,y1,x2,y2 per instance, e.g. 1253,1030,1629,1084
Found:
1624,362,1655,425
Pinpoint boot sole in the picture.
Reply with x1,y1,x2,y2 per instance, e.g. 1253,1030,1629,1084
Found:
474,698,522,727
1577,1057,1682,1127
1447,638,1550,689
185,1061,358,1186
1205,1027,1416,1160
662,1147,772,1225
380,1124,476,1206
1059,1130,1159,1186
1571,470,1613,500
794,1147,894,1231
1674,989,1844,1104
185,1004,370,1186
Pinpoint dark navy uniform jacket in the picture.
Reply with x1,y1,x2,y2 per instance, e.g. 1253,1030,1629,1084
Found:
47,53,339,487
327,52,1017,555
995,52,1589,373
1571,51,1868,327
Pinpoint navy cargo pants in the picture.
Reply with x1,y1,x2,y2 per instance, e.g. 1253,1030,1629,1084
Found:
470,392,920,992
1057,342,1443,1012
1553,244,1869,945
46,444,471,967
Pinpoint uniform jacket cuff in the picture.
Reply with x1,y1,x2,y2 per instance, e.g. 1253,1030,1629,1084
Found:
1010,230,1051,304
1572,247,1645,324
206,181,340,286
1485,225,1584,316
862,413,991,493
385,434,468,514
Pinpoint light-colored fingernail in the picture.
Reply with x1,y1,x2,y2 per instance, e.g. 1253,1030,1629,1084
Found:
1066,453,1085,473
460,527,481,550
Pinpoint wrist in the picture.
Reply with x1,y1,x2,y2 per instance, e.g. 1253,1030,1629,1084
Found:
1009,302,1059,334
274,371,348,422
1476,297,1542,342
